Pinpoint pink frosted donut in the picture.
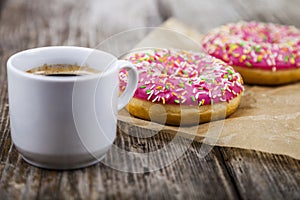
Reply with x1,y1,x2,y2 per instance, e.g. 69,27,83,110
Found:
202,21,300,85
119,49,244,125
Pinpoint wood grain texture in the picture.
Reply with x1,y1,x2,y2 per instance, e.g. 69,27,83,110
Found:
0,0,300,199
220,148,300,200
160,0,300,33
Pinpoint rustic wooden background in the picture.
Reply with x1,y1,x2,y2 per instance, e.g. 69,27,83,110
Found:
0,0,300,199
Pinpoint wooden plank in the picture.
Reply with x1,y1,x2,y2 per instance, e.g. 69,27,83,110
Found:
232,0,300,27
162,0,300,32
158,0,241,33
220,148,300,199
0,119,240,199
0,114,240,199
107,121,239,199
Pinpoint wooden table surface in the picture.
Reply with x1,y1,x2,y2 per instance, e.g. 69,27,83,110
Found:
0,0,300,199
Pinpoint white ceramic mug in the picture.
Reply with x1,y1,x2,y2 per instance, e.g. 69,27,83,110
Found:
7,46,138,169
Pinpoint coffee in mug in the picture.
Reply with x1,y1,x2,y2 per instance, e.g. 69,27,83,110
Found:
26,64,100,76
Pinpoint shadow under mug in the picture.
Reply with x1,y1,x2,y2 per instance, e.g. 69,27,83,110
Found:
7,46,138,170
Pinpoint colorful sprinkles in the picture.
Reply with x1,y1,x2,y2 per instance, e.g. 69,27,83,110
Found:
119,49,244,106
202,21,300,71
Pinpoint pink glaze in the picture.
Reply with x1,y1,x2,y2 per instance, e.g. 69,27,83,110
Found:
202,21,300,71
119,49,244,106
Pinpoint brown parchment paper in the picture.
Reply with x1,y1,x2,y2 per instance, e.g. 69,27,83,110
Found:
118,18,300,160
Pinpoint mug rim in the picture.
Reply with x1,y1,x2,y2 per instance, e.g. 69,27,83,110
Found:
7,46,118,82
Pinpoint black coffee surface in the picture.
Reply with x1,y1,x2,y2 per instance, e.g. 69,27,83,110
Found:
45,73,81,77
26,64,100,76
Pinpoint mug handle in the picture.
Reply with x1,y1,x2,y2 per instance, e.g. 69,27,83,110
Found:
116,60,138,111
